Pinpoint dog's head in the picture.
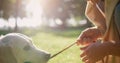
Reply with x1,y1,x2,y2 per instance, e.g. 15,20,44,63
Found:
0,33,50,63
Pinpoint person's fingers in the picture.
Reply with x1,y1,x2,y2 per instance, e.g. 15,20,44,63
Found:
80,50,88,57
82,56,89,62
80,44,93,57
82,38,95,46
83,38,91,45
77,38,88,45
80,46,89,50
85,60,89,63
76,40,80,45
76,39,83,45
83,38,87,42
77,28,99,46
85,60,91,63
80,52,86,57
85,59,95,63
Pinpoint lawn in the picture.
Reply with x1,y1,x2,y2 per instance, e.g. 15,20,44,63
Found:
23,28,85,63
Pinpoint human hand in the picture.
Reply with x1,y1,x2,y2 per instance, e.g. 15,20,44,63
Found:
80,41,109,63
76,27,102,46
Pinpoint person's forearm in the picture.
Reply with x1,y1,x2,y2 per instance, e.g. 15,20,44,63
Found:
85,1,106,34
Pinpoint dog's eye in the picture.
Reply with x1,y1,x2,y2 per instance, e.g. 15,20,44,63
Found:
23,45,31,51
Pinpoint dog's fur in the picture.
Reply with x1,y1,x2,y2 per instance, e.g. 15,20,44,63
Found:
0,33,50,63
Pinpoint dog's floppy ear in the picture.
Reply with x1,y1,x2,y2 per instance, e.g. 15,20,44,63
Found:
0,45,17,63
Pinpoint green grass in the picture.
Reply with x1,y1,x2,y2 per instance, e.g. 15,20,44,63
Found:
23,28,85,63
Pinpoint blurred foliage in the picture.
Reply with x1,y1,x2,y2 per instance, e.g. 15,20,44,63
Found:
42,0,86,19
0,0,27,32
0,0,91,30
0,0,26,19
41,0,87,28
20,27,86,38
0,0,86,20
0,30,10,35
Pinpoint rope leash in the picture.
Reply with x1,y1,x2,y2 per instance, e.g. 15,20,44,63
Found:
50,42,76,59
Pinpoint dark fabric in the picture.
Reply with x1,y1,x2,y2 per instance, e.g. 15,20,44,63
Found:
114,3,120,35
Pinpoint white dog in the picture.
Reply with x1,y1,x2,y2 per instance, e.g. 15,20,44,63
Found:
0,33,50,63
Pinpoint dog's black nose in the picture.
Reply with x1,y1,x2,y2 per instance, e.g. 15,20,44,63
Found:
46,54,51,59
45,53,51,61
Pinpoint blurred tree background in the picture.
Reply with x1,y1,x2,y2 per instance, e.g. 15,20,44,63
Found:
41,0,92,29
0,0,26,32
0,0,92,34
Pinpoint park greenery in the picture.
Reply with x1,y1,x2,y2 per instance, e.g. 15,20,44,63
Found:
23,28,85,63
